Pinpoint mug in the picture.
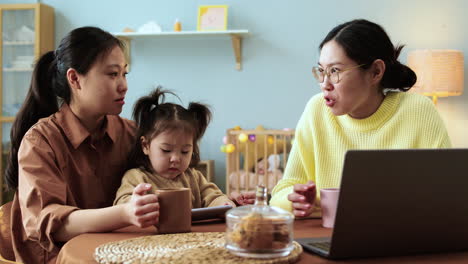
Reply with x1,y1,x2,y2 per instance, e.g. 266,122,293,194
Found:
155,188,192,234
320,188,340,228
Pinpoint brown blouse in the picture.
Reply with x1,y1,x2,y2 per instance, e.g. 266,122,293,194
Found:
10,103,136,264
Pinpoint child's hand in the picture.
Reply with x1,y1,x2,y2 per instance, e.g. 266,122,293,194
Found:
288,180,316,218
124,183,160,228
230,191,256,206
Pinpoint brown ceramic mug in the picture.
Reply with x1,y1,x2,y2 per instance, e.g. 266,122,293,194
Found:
155,188,192,234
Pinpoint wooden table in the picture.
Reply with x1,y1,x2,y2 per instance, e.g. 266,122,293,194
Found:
56,218,468,263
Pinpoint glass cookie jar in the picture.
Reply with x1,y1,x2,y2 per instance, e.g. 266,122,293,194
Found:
225,186,294,258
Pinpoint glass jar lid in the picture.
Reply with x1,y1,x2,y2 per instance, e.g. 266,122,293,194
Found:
226,204,294,222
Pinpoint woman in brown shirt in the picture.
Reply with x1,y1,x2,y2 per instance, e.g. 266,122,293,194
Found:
4,27,160,263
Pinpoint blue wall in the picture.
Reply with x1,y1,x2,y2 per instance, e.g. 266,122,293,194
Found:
2,0,468,190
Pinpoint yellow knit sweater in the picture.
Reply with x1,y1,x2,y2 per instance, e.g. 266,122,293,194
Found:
114,167,234,208
270,92,451,216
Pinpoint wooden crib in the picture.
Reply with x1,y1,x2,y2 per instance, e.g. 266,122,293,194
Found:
225,128,295,194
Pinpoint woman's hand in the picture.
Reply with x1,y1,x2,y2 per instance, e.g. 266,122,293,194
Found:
230,191,256,206
288,181,316,218
124,183,160,228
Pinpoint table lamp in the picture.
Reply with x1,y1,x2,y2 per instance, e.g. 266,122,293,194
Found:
407,50,464,104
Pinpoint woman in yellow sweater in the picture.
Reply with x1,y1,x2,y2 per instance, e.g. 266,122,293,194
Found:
270,19,451,217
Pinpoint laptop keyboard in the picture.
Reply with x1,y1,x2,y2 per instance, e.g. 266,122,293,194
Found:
307,241,331,252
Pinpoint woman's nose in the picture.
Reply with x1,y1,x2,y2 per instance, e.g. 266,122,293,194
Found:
320,75,334,91
117,77,128,93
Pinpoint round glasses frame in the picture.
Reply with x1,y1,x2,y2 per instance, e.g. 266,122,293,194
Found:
312,64,365,84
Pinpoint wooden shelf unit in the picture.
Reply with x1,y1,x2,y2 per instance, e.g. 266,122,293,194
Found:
0,3,54,204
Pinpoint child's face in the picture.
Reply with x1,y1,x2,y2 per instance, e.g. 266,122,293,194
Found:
142,130,194,179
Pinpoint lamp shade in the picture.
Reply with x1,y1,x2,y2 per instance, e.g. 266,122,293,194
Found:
407,50,464,98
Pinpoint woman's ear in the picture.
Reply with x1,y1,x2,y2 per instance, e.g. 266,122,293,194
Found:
141,136,149,155
66,68,81,90
370,59,386,84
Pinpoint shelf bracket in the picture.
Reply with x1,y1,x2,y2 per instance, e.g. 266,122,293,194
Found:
230,34,242,71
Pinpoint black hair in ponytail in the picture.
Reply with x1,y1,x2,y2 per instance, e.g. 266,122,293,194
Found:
319,19,417,92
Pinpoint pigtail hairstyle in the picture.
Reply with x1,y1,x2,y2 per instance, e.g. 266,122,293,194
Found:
187,102,212,166
127,87,212,172
127,87,174,172
132,88,169,134
319,19,417,92
5,26,124,190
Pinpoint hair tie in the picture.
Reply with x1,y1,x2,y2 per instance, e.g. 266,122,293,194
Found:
56,60,66,73
53,49,66,74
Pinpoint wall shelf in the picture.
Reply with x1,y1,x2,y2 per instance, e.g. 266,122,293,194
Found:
113,30,250,71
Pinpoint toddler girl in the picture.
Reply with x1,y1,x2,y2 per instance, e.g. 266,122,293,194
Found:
114,88,253,220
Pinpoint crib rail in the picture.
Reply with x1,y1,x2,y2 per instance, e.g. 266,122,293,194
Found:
225,128,294,194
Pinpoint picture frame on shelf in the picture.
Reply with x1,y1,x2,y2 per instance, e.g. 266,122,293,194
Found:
197,5,228,31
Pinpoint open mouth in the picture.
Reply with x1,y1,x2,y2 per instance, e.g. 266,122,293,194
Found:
115,98,125,104
324,97,336,107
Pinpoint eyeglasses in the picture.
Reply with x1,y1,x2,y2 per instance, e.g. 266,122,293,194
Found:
312,64,365,84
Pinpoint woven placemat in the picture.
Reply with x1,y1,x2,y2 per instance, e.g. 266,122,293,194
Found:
94,232,302,264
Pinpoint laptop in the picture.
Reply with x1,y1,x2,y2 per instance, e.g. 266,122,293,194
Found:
297,148,468,259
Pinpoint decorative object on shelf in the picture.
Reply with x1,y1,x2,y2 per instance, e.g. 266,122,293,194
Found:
407,49,464,104
197,5,228,31
173,18,182,32
138,21,162,33
122,27,135,33
12,25,34,42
